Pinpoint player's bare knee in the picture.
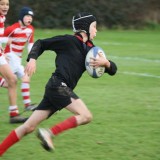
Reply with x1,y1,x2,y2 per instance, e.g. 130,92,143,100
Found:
83,113,93,124
8,77,17,86
10,78,17,85
23,124,36,134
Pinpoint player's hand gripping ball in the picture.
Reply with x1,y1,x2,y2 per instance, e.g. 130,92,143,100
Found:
85,46,106,78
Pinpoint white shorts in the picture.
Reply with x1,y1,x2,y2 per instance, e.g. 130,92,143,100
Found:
0,55,8,66
6,52,24,78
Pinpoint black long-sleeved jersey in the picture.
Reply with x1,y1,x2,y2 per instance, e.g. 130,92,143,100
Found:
27,34,117,89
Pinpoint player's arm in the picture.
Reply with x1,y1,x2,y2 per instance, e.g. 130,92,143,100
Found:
27,43,34,53
97,53,117,75
90,52,110,68
26,40,44,61
27,28,34,53
25,39,42,76
25,36,61,76
27,36,62,61
2,25,14,45
25,58,36,77
105,60,117,75
90,52,117,75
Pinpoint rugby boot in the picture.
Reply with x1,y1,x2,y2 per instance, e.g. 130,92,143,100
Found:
37,128,54,152
25,103,37,111
10,115,28,124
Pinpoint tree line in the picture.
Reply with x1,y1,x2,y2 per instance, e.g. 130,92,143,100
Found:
6,0,160,29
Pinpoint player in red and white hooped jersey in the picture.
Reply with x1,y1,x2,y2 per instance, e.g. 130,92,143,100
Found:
4,10,34,58
0,11,8,44
0,0,9,50
3,6,37,113
0,13,6,42
0,0,28,123
0,0,7,53
0,14,5,36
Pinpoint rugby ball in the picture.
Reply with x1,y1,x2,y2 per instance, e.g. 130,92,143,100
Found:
85,46,106,78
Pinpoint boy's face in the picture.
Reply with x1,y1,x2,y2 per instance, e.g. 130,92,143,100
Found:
23,15,33,26
0,0,9,16
89,21,97,40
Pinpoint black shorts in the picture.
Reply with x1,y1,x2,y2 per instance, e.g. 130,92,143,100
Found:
36,76,79,115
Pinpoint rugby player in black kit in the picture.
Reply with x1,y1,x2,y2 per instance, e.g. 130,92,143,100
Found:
0,12,117,156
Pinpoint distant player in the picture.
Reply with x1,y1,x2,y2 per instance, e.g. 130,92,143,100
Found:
2,6,37,112
0,0,28,123
0,12,117,156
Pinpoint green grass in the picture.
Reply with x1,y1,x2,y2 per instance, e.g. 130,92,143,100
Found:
0,29,160,160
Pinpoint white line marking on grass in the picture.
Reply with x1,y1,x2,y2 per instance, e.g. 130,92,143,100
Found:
110,56,160,63
102,42,147,47
119,71,160,79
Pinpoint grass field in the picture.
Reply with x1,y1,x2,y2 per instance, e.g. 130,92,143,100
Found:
0,29,160,160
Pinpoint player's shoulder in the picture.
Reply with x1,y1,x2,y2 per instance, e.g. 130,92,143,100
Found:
65,34,79,44
50,34,75,45
4,22,19,34
53,34,77,47
54,34,74,41
60,34,74,39
65,34,81,43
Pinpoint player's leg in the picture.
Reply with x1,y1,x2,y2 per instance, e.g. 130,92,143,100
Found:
7,52,36,111
49,98,92,135
16,110,51,138
37,98,92,151
0,64,28,123
0,63,17,105
66,98,93,125
0,53,7,88
0,55,17,105
0,109,51,157
36,78,93,151
0,55,28,123
21,73,37,111
0,76,7,87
